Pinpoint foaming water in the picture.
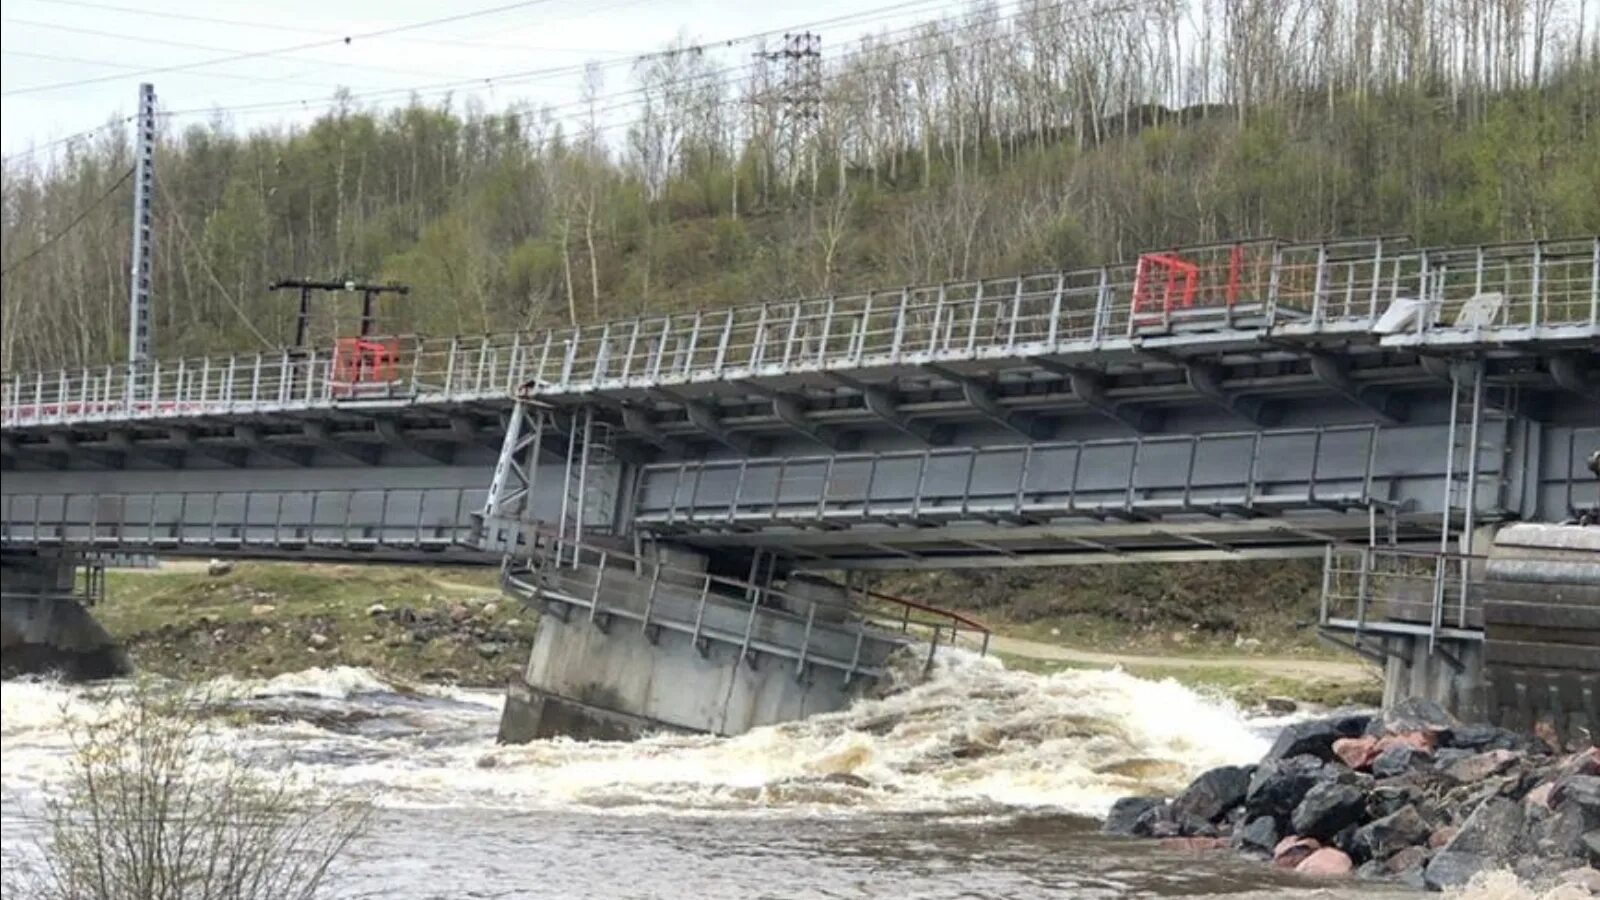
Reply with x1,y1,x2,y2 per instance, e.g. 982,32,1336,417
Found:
1,656,1552,898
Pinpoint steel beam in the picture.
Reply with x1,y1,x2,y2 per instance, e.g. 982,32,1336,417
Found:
167,427,246,467
374,419,454,464
302,422,380,464
827,374,947,445
46,433,121,468
926,364,1051,440
232,425,311,466
104,431,182,468
1184,361,1280,427
651,389,752,454
1549,353,1598,403
1309,353,1407,423
1034,361,1160,433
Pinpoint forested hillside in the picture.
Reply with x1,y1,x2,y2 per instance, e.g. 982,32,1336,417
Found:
3,0,1598,370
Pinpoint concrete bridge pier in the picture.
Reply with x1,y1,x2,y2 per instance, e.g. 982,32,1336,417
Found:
495,541,906,743
0,552,129,680
1380,635,1487,722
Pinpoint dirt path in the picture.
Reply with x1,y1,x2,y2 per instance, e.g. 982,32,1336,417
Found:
988,632,1377,681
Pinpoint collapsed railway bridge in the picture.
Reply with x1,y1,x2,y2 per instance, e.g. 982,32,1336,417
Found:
4,236,1598,741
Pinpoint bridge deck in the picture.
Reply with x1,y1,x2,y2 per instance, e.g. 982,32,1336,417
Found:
4,237,1594,431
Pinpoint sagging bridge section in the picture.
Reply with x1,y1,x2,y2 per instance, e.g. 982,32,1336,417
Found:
2,235,1597,738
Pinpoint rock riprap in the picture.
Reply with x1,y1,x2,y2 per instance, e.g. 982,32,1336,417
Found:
1105,702,1599,890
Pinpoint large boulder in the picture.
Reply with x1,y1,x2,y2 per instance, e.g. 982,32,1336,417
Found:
1384,845,1431,887
1272,835,1321,869
1423,851,1489,890
1332,736,1381,771
1440,749,1522,783
1370,744,1430,779
1294,847,1353,876
1104,796,1165,836
1448,722,1531,753
1350,804,1431,862
1552,774,1600,818
1245,755,1327,825
1290,782,1368,842
1265,714,1372,762
1442,797,1525,860
1172,765,1253,823
1367,697,1458,738
1232,815,1279,855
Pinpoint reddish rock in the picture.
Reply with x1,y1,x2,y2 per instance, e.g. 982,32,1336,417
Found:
1427,826,1458,849
1159,836,1229,852
1294,847,1354,876
1273,835,1321,869
1333,736,1381,771
1441,749,1520,783
1384,845,1431,875
1534,719,1562,753
1376,730,1437,754
1524,782,1554,810
1555,746,1600,778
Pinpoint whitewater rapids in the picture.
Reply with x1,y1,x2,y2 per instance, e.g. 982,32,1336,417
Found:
1,651,1274,818
1,653,1574,898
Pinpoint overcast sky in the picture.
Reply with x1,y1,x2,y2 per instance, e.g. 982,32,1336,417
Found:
2,0,967,161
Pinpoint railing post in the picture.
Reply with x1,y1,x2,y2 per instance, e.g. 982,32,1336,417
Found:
794,602,816,679
444,336,460,394
1047,273,1064,346
1528,241,1542,327
713,308,735,375
1006,278,1024,349
1590,237,1599,326
825,299,838,366
965,282,984,355
889,289,909,361
1319,544,1334,625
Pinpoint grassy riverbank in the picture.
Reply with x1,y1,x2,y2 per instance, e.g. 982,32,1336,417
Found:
98,562,520,686
93,559,1379,706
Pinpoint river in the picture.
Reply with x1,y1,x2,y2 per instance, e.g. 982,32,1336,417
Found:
0,653,1556,899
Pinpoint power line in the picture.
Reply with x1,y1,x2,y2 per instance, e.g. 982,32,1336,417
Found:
0,167,133,278
23,0,638,55
4,0,959,160
0,48,370,91
153,0,986,121
1,0,568,97
1,118,130,165
223,0,1132,199
2,17,460,81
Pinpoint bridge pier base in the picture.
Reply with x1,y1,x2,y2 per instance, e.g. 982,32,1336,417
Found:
1,552,129,680
496,545,900,743
1380,634,1486,722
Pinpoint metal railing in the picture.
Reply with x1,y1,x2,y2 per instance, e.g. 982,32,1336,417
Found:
0,487,486,554
634,424,1389,529
1319,545,1486,645
3,237,1593,429
502,528,989,682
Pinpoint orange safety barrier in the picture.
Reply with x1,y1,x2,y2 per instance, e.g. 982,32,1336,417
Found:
1132,252,1200,319
330,337,400,392
1132,243,1257,321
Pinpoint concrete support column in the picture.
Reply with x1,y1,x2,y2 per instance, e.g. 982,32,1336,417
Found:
1381,634,1486,721
1,552,129,680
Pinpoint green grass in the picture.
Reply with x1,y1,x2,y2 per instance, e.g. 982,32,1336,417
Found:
98,563,527,686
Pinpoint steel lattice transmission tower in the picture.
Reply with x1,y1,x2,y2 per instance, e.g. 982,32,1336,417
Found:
761,32,821,190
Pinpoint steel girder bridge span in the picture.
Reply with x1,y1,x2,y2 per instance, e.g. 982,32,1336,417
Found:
3,235,1597,738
